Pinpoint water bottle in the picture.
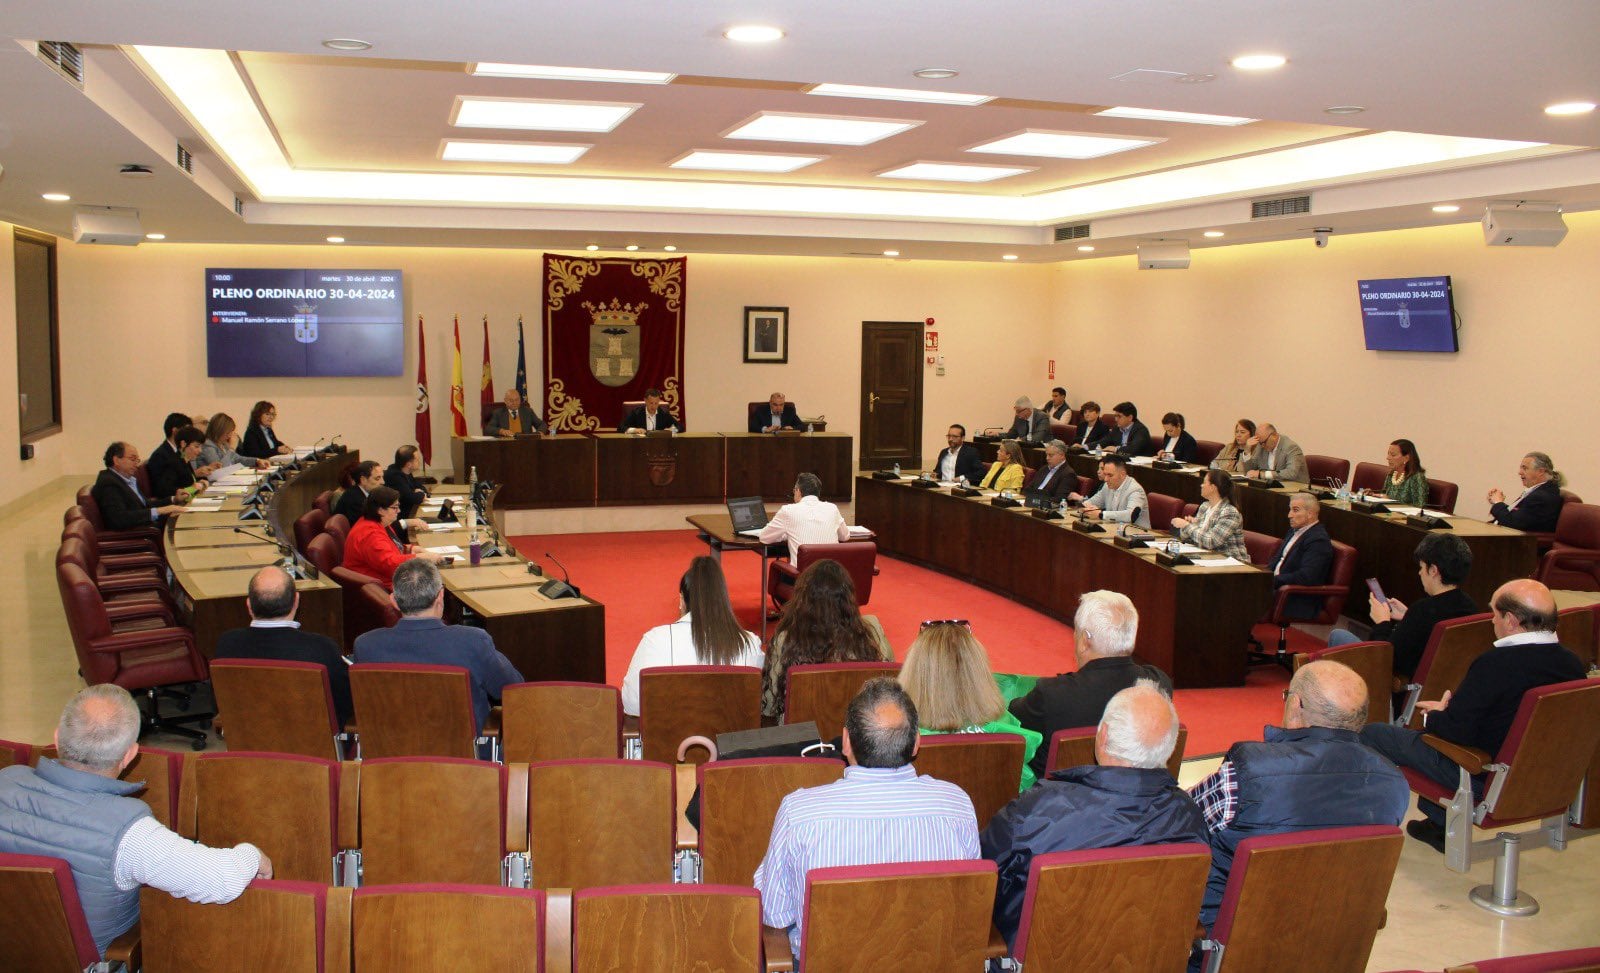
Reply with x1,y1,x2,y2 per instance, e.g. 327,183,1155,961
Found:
1058,498,1069,516
893,462,901,477
469,530,482,566
806,422,814,435
1168,539,1180,556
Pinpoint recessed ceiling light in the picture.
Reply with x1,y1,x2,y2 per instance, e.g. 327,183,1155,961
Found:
1431,204,1461,213
441,140,590,164
1231,53,1287,71
1544,101,1596,116
586,244,600,251
1096,106,1256,126
41,192,71,201
663,245,677,252
470,63,674,84
326,236,345,243
877,161,1033,183
725,111,920,146
1324,105,1366,115
807,83,993,106
1077,245,1096,252
144,233,166,240
913,68,959,80
1002,254,1019,261
670,150,823,173
968,129,1161,159
883,250,900,257
724,24,784,43
452,96,639,133
624,245,639,251
1203,230,1225,238
322,38,372,52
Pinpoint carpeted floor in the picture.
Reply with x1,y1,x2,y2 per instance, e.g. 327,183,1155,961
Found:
512,529,1318,757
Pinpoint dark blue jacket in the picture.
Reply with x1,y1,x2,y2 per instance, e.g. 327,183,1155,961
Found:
1201,726,1408,929
1268,522,1335,619
353,617,523,731
982,764,1208,950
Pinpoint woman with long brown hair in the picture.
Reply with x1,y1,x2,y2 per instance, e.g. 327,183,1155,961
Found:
621,556,763,715
762,559,893,719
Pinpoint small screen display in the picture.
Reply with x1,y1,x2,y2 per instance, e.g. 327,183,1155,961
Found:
1357,275,1457,352
206,268,404,376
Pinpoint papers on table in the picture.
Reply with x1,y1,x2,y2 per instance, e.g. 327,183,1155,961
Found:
425,522,458,531
423,545,465,555
1387,506,1426,517
211,463,245,478
736,528,763,538
185,496,225,510
1169,542,1209,555
846,526,873,539
1189,556,1247,568
1127,456,1155,466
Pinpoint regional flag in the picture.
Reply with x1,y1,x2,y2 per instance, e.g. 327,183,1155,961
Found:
415,315,433,465
480,315,495,421
449,316,468,437
515,315,529,402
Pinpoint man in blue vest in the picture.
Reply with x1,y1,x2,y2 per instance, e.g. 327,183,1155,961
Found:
0,686,270,956
1189,660,1408,932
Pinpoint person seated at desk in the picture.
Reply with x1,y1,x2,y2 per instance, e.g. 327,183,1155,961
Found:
758,472,850,566
1241,421,1308,483
149,425,208,502
1006,397,1050,443
1024,440,1074,501
762,559,894,720
620,556,764,716
1371,438,1428,506
1069,400,1114,449
750,391,805,433
384,445,429,518
336,460,424,543
484,388,548,437
92,441,186,528
198,413,269,471
979,439,1027,492
1327,533,1477,678
1105,402,1155,457
1210,419,1256,474
1070,454,1150,528
619,388,683,433
238,400,293,459
1266,493,1334,618
342,487,441,589
1170,469,1248,560
1155,412,1198,463
214,565,355,727
1487,451,1566,533
934,424,986,483
1042,386,1070,421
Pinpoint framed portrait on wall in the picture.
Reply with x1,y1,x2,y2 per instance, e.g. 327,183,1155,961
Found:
743,306,788,363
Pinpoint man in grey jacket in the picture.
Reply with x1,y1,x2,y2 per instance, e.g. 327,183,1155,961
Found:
1242,422,1308,483
1072,455,1151,528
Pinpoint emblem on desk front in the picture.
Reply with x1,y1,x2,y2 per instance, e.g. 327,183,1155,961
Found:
646,444,677,487
293,303,319,344
584,297,646,388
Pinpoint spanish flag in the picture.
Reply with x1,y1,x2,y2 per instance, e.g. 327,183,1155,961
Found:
449,316,467,437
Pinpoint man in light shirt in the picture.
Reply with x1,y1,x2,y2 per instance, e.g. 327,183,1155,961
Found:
1070,455,1150,528
0,686,270,957
934,424,985,484
757,472,850,565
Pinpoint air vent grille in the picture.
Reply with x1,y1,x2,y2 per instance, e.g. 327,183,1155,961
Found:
175,143,194,175
1251,194,1311,219
36,42,84,86
1054,223,1091,242
234,196,245,217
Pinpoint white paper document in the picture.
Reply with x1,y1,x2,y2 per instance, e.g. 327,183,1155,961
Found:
424,545,465,555
847,526,873,538
1189,556,1247,568
1387,506,1426,516
425,522,457,531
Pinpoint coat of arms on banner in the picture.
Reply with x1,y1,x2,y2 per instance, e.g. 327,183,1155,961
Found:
585,298,646,388
293,303,319,344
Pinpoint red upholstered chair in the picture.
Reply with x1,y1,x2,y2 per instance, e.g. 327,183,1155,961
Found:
139,879,334,972
1047,419,1072,441
57,561,212,749
1013,844,1211,970
1444,947,1600,972
358,582,402,629
323,513,351,550
0,739,32,769
784,662,902,740
1398,612,1496,727
1193,440,1224,467
1350,461,1388,494
1303,454,1351,487
210,659,350,760
331,566,384,653
312,489,334,515
1256,538,1358,663
351,884,544,970
1181,502,1200,519
1531,490,1584,555
133,462,152,500
57,537,175,612
1535,502,1600,591
1427,478,1460,514
76,485,161,547
767,543,878,613
0,852,138,971
1076,475,1096,497
1199,826,1402,973
63,506,158,555
348,664,495,760
1241,530,1278,567
482,399,501,433
303,533,341,579
1405,678,1600,915
61,522,164,579
574,885,761,973
1555,604,1599,669
294,508,329,554
1292,641,1394,724
1146,492,1185,532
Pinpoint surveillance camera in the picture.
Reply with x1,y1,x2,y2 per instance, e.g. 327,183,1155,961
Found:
1312,227,1332,248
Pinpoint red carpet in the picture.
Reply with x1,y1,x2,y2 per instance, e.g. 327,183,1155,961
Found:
511,530,1313,757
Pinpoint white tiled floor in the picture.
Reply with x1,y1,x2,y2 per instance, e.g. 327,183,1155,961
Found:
9,478,1598,969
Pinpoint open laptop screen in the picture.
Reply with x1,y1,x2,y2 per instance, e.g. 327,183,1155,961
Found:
727,496,769,533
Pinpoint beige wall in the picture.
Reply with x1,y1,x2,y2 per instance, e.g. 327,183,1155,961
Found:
0,222,73,510
1052,211,1600,520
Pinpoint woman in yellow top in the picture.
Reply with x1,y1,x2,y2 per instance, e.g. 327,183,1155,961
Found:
981,439,1027,492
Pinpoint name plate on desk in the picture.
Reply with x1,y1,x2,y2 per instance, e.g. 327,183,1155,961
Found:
1071,519,1105,534
872,470,900,480
1155,550,1194,567
1349,499,1390,514
1152,460,1182,470
1242,477,1284,489
990,496,1022,508
1407,513,1449,530
1308,486,1338,500
951,487,984,498
1113,534,1154,549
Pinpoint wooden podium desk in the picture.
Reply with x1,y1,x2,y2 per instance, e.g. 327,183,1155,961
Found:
724,432,854,502
450,435,596,508
855,475,1271,688
595,433,727,505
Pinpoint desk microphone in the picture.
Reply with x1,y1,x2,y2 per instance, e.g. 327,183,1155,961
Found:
539,552,580,599
233,526,310,578
234,525,288,553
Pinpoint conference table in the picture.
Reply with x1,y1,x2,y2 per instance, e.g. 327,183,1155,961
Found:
854,475,1272,688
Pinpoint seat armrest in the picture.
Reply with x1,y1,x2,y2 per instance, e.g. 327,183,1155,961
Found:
86,627,196,655
325,886,352,973
338,760,361,852
771,561,800,582
505,762,529,854
105,923,141,971
99,552,167,571
545,888,573,973
104,601,176,625
1422,734,1492,775
762,924,796,972
1547,548,1600,569
1271,584,1346,618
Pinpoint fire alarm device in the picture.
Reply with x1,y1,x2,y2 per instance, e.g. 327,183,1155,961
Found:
925,332,939,351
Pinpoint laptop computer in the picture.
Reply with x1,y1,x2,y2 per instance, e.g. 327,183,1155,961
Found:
727,496,769,537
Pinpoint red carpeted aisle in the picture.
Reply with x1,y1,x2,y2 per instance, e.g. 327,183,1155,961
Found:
511,529,1313,757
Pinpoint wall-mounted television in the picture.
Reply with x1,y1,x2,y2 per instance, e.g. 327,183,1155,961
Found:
206,268,404,376
1356,275,1458,352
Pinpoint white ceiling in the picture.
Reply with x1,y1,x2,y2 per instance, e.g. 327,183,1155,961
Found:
2,0,1598,261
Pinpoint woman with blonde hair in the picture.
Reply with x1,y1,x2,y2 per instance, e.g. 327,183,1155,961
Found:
980,439,1027,492
899,621,1041,790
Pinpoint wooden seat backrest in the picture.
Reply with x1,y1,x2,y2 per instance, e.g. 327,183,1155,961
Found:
356,758,507,886
697,757,844,886
349,664,477,759
139,881,328,973
1295,641,1394,725
351,886,543,971
573,885,761,973
1045,726,1188,779
800,861,997,972
33,745,180,830
784,662,901,740
0,855,95,971
500,682,621,763
179,753,338,884
1409,614,1496,728
528,760,673,890
1555,606,1597,668
210,660,340,760
639,666,762,764
1486,680,1600,825
913,733,1024,830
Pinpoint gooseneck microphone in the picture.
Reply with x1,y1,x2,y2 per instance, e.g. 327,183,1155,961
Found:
538,552,581,599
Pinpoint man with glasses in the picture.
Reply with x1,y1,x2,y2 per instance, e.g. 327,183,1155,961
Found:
92,441,188,529
1005,396,1050,443
1024,439,1074,501
933,424,985,483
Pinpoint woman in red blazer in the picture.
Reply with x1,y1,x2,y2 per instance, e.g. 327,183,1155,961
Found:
341,486,438,589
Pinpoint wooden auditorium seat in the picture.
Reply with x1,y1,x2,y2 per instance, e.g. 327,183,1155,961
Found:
638,665,762,764
0,852,138,971
912,733,1025,830
178,751,343,884
348,663,493,760
1045,725,1188,779
499,682,622,763
573,885,761,973
1398,613,1496,728
344,757,525,887
1293,641,1395,724
696,757,845,886
350,884,544,971
210,659,348,760
527,759,673,890
784,662,901,740
139,879,334,973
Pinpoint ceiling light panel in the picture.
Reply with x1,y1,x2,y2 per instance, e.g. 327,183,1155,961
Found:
968,129,1163,159
1095,106,1256,126
441,141,590,164
807,83,993,106
877,162,1033,182
670,150,823,173
470,63,674,84
452,97,640,132
725,112,921,146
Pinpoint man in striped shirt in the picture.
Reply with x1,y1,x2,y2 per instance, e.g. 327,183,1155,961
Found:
754,678,980,959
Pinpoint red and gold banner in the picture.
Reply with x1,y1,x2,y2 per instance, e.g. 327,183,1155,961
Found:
541,254,687,432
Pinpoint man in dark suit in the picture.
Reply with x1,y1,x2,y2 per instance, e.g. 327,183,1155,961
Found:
484,388,548,437
1042,387,1070,421
384,445,428,518
1025,440,1075,501
749,392,804,433
1487,451,1565,533
1006,397,1050,442
619,388,683,433
214,565,354,726
147,425,207,502
1107,401,1155,456
92,441,185,529
353,559,523,733
933,424,986,483
1267,493,1335,619
1070,400,1115,449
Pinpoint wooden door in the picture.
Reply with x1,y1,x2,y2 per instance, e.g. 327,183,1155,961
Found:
859,322,923,470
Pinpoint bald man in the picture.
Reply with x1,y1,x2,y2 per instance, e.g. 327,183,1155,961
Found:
1191,660,1408,931
982,682,1207,950
1360,579,1585,853
1241,421,1308,483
